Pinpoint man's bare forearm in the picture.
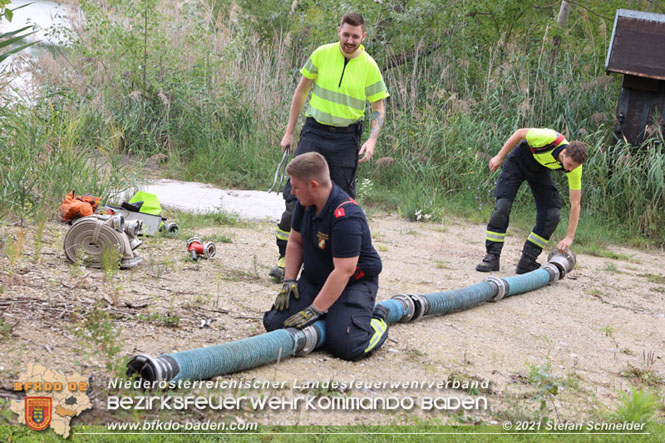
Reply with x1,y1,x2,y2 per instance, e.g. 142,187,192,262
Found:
368,110,385,140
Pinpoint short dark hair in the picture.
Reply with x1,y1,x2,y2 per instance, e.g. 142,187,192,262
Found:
341,12,365,31
565,141,588,164
286,152,331,186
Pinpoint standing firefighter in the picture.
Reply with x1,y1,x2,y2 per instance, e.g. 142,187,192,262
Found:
476,128,588,274
263,152,389,361
270,11,389,282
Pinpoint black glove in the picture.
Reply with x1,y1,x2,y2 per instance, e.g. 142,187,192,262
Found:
274,279,298,311
283,306,324,329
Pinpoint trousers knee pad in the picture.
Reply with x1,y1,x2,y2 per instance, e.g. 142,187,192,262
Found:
489,198,513,228
542,207,561,238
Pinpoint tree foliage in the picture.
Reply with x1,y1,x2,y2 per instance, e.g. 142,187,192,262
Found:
4,0,665,241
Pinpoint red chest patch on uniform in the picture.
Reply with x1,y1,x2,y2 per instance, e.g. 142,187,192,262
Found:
334,208,346,218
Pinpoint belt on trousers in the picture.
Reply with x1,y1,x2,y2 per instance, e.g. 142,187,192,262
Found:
306,117,359,134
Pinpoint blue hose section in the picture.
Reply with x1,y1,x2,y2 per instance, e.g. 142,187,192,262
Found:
313,320,326,349
377,300,405,325
504,268,551,297
146,268,555,381
166,329,297,381
423,282,496,316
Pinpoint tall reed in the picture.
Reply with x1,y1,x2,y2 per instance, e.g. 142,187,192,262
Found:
3,0,663,244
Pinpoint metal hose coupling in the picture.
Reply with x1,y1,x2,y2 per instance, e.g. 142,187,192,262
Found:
288,326,320,356
485,276,509,301
161,222,179,234
390,293,430,322
186,237,217,260
126,353,180,384
546,249,577,280
391,294,415,322
110,214,125,232
124,219,143,238
540,263,560,283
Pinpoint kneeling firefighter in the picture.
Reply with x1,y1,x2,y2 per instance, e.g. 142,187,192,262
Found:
263,152,389,361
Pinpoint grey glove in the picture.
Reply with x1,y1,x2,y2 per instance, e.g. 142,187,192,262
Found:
273,279,298,311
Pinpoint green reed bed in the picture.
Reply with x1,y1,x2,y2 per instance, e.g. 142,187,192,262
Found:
2,0,663,246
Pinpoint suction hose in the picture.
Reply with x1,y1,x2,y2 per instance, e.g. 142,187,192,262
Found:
127,250,575,384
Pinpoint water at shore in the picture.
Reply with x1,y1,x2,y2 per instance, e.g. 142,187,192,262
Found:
1,0,76,99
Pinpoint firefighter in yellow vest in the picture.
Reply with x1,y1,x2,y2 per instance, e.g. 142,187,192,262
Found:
476,128,588,274
270,12,389,282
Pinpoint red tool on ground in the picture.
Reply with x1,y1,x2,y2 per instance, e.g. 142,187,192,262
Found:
186,237,216,261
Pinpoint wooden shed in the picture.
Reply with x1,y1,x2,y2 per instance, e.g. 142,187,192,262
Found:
605,9,665,145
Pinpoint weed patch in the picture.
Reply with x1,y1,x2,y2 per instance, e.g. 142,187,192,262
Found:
138,311,181,328
605,387,662,424
73,302,123,372
638,273,665,285
620,351,664,387
576,245,636,262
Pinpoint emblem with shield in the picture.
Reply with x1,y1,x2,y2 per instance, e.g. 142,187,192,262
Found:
25,397,52,431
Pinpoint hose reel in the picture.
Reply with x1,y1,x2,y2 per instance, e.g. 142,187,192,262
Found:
63,214,143,268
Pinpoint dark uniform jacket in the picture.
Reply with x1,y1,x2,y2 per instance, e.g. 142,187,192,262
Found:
292,184,382,287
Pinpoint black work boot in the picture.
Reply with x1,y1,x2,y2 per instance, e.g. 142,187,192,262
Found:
268,256,285,282
476,253,500,272
516,242,542,274
515,255,540,274
372,304,391,323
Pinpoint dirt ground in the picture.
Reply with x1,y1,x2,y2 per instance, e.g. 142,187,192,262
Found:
1,210,664,428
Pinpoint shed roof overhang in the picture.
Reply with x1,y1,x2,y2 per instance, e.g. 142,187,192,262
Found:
605,9,665,81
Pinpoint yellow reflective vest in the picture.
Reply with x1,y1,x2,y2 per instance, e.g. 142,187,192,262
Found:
526,128,582,191
301,42,389,127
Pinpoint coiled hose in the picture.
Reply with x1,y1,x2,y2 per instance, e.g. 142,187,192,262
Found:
63,214,143,268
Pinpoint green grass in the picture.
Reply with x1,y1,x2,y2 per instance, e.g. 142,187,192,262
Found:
605,387,662,424
138,311,181,328
73,302,123,372
574,244,636,262
620,351,665,388
206,233,233,244
603,262,620,273
0,101,139,225
601,326,614,337
0,318,13,342
638,273,665,285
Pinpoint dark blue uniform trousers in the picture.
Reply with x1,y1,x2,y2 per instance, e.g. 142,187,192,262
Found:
485,141,562,255
263,277,387,361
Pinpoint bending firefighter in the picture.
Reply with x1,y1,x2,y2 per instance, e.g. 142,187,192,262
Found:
263,153,389,361
270,11,389,281
477,128,588,274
